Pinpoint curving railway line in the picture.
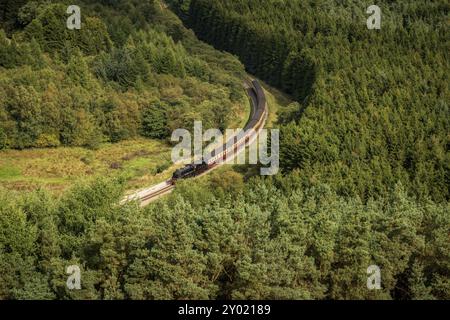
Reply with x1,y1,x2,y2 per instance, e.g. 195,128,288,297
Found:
123,79,268,206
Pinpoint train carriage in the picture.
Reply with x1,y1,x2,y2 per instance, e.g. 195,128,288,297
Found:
171,80,267,182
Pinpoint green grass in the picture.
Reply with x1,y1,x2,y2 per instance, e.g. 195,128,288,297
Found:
0,165,22,179
0,138,174,193
234,93,252,129
261,81,293,127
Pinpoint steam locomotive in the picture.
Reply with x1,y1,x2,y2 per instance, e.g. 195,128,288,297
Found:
171,161,209,182
171,80,267,183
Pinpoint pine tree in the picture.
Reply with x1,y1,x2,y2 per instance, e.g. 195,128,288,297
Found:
141,101,169,139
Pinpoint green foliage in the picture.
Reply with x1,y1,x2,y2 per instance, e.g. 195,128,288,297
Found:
0,176,448,300
17,1,44,26
0,0,28,31
170,0,450,202
35,133,60,148
0,29,15,68
141,101,169,139
0,126,6,149
22,3,111,56
66,48,92,86
0,0,246,149
1,0,447,301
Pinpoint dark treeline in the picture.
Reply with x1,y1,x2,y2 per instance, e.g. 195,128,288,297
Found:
168,0,449,203
0,0,246,149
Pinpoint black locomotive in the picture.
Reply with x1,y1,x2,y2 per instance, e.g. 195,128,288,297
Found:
172,161,209,181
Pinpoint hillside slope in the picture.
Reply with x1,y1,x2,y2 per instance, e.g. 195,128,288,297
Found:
0,0,247,150
169,0,449,202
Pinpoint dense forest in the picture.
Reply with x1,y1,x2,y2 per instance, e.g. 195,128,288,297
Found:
0,0,246,150
0,173,449,299
0,0,449,300
168,0,449,203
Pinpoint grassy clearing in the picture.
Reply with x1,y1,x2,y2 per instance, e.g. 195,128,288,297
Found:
246,75,293,127
232,94,252,129
0,164,22,179
0,138,174,193
261,80,293,128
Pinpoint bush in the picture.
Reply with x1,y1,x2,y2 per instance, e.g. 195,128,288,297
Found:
35,133,60,148
141,101,169,139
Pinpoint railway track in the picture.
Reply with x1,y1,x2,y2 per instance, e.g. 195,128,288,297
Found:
123,79,268,207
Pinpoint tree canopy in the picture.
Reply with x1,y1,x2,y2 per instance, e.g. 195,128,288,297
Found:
0,174,448,300
0,0,246,149
168,0,449,202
